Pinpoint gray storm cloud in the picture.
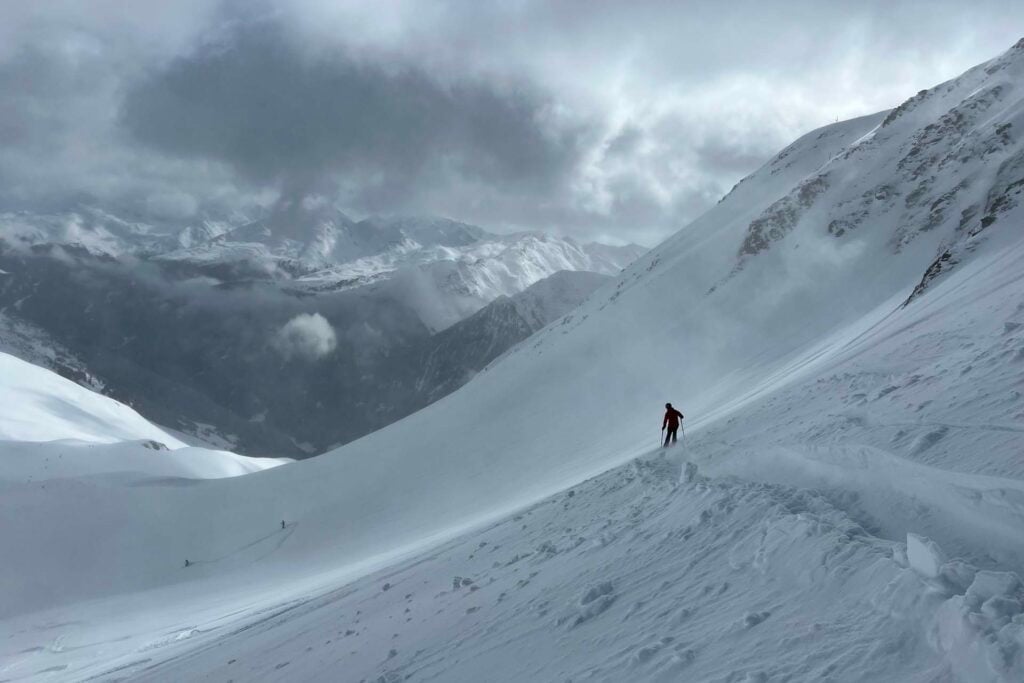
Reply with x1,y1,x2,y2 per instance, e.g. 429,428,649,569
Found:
120,19,586,207
273,313,338,361
1,1,1023,245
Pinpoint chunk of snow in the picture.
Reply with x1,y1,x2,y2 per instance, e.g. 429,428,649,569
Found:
964,571,1022,610
907,534,946,579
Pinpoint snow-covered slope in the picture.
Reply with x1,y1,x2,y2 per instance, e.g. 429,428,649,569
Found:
504,269,612,329
0,351,185,446
0,351,287,483
3,39,1024,682
416,270,611,403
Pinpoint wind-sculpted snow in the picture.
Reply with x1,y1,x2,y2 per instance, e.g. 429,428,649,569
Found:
3,39,1024,682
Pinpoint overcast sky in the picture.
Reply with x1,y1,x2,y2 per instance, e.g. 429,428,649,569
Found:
1,1,1022,245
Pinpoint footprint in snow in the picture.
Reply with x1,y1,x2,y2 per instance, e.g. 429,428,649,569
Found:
908,426,948,455
633,645,660,665
560,582,616,628
671,607,694,625
654,646,698,674
742,611,771,628
37,665,69,673
631,635,676,665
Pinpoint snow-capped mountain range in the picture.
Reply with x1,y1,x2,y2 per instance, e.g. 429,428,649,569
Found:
3,38,1024,683
0,208,643,331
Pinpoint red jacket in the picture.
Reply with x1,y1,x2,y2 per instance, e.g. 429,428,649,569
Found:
663,408,684,429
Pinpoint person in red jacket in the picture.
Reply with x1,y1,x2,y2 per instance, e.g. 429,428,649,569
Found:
662,402,684,447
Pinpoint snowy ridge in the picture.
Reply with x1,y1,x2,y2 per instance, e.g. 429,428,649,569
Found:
414,270,611,403
291,230,643,329
0,440,289,483
0,351,287,482
2,40,1024,682
507,269,611,329
0,208,643,330
0,352,185,446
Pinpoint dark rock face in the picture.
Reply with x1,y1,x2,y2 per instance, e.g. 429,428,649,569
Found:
738,174,829,259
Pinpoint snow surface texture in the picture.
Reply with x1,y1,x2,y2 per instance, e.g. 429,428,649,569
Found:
3,40,1024,682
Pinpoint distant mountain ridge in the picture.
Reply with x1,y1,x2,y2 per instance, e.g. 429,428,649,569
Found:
0,207,643,331
415,270,612,404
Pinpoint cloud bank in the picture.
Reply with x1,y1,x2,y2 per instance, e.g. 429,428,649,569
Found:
1,1,1023,245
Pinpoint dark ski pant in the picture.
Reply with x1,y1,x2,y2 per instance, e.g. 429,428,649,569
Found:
664,427,679,447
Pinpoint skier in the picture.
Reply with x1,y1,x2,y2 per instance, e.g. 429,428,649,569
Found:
661,402,684,447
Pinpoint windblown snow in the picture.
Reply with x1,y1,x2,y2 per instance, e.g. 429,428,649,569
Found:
3,39,1024,683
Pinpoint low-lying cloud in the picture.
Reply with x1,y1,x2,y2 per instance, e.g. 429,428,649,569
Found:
273,313,337,361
